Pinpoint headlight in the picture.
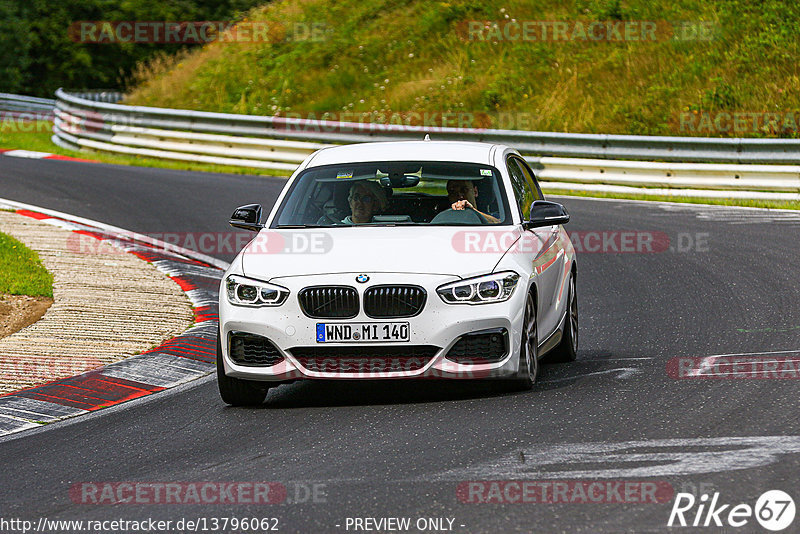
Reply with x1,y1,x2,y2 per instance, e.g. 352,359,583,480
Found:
437,271,520,305
225,275,289,307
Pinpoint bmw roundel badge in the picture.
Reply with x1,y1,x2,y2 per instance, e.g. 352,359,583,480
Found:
356,274,369,283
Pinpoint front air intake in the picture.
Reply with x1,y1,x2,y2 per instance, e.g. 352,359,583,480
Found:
228,332,284,366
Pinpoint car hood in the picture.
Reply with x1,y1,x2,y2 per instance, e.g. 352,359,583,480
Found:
240,226,520,280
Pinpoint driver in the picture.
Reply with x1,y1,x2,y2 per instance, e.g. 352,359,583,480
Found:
342,181,388,224
446,180,499,223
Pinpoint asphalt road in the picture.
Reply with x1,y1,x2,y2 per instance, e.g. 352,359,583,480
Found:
2,157,800,533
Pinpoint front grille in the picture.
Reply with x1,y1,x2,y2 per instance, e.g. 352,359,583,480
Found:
445,328,508,364
298,286,359,319
229,332,284,366
363,285,426,318
290,345,439,373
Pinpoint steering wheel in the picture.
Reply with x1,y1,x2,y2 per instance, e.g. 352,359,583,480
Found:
430,208,488,225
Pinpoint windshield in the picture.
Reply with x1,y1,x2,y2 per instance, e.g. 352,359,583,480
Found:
272,161,511,227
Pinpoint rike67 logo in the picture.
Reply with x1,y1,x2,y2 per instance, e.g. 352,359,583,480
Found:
668,490,795,531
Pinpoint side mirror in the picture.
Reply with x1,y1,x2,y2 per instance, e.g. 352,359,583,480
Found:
523,200,570,229
229,204,264,232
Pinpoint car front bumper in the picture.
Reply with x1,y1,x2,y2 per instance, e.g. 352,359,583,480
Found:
219,272,527,381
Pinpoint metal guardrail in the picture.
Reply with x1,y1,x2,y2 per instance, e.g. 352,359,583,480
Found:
0,91,118,121
531,157,800,192
0,88,780,199
51,89,800,197
0,93,55,119
53,89,800,165
64,91,124,103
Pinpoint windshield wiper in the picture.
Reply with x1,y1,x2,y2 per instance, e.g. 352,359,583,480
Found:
358,222,420,226
277,222,424,228
275,224,330,228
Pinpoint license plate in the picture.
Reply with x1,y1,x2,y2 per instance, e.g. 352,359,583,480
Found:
316,322,410,343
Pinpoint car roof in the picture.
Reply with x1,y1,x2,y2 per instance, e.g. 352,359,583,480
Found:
305,140,504,168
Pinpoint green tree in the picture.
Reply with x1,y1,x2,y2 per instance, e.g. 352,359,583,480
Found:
0,0,267,97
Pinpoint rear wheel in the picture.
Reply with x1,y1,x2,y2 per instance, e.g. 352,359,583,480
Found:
216,331,270,406
512,291,538,390
545,272,578,363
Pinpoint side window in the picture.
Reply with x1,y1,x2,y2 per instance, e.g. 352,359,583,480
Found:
506,157,535,219
517,158,544,201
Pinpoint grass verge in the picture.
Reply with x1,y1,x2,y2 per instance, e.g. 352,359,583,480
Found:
545,188,800,210
0,121,283,176
3,124,797,211
125,0,800,138
0,232,54,298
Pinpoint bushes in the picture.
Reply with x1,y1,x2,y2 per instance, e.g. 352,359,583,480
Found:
118,0,800,137
0,0,267,97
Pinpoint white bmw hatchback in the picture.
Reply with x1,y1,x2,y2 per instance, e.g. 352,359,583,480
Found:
217,140,577,405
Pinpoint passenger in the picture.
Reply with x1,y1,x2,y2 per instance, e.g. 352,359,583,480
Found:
342,181,388,224
446,179,499,223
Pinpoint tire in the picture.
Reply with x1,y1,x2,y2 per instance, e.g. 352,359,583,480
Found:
545,272,578,363
216,331,270,406
512,291,539,390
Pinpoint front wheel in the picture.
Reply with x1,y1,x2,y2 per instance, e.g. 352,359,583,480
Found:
216,332,270,406
545,273,578,363
511,291,539,390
